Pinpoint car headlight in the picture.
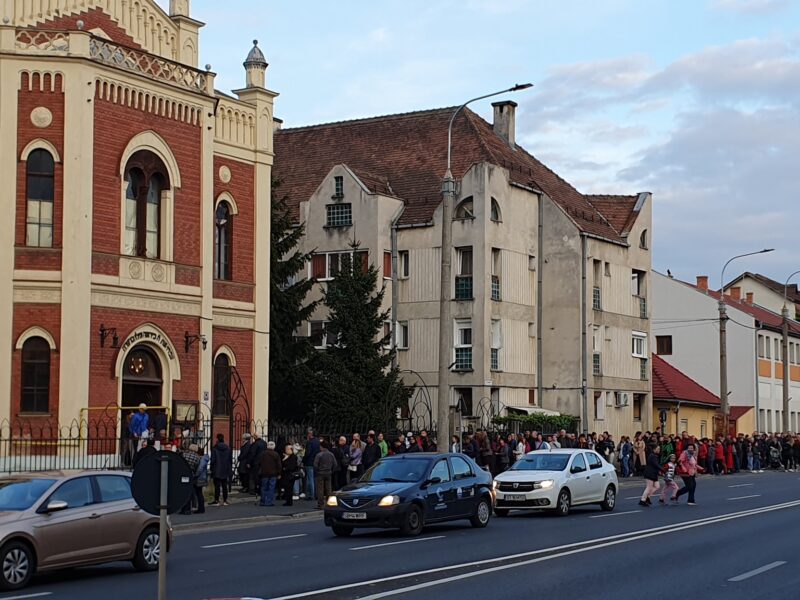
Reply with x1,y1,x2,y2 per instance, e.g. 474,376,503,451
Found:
539,480,555,489
378,495,400,507
326,495,338,507
492,480,499,490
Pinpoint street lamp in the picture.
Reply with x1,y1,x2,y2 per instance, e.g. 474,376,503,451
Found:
437,83,533,450
781,270,800,433
718,248,774,436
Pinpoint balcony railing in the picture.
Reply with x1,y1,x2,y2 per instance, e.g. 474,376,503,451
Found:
454,348,473,371
455,276,473,300
491,275,501,301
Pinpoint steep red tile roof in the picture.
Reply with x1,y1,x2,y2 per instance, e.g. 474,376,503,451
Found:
585,195,640,236
729,406,753,420
652,355,720,407
725,272,800,305
274,107,643,240
349,168,396,198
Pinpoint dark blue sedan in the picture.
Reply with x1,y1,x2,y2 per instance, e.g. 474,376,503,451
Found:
323,453,494,537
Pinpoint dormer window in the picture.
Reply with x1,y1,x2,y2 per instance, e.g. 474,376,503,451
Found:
454,196,474,220
333,176,344,199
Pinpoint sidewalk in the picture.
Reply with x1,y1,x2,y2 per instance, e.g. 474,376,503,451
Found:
171,490,321,531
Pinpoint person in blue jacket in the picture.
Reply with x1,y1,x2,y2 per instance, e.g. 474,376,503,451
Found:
129,403,150,451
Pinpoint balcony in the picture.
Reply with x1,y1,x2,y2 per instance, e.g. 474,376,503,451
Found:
454,348,473,371
491,275,501,301
455,276,473,300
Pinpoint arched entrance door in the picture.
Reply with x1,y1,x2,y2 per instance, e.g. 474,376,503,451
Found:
122,346,163,408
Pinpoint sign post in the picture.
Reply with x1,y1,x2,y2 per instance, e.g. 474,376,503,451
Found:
158,455,169,600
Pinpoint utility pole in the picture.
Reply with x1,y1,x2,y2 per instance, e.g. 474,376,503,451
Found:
782,270,800,433
436,84,532,450
718,249,773,437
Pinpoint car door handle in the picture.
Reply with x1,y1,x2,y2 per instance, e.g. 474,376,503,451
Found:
88,513,102,520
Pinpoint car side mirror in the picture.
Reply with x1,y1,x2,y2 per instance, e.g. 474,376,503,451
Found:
423,476,442,488
570,466,585,475
44,500,68,513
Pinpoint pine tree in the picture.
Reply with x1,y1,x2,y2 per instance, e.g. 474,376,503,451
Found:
268,184,318,421
308,243,410,428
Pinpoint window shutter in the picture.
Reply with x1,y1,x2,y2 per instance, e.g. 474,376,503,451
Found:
383,251,392,278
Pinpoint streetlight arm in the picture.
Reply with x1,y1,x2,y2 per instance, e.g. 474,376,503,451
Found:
784,270,800,308
720,248,775,300
446,83,533,173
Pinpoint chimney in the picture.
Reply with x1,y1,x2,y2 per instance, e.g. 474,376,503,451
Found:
492,100,517,146
746,292,754,304
730,287,741,301
696,275,709,291
272,117,283,132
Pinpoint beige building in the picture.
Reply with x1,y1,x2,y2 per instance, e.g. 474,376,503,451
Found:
723,272,800,320
274,102,652,437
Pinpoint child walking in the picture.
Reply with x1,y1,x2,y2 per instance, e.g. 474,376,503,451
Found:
659,454,679,504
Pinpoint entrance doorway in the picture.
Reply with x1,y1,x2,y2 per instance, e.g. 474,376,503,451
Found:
121,346,163,465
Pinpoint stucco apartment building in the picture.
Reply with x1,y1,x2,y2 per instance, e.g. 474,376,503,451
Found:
274,102,653,436
0,0,275,439
652,272,800,434
723,272,800,320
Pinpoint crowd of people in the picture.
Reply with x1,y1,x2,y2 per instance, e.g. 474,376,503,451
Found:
132,420,800,515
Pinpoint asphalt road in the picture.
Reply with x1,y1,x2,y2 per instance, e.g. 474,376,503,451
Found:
4,471,799,600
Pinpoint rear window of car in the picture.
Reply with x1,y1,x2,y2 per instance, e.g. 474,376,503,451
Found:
0,479,56,511
450,456,473,480
587,453,604,470
95,475,132,503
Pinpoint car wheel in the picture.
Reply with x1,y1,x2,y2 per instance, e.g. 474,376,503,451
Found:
554,489,571,517
470,496,492,528
132,527,160,572
494,508,510,518
600,485,616,511
331,525,354,537
0,541,34,591
400,504,424,536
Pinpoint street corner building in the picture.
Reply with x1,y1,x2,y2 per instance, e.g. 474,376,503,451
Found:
273,101,654,438
0,0,276,467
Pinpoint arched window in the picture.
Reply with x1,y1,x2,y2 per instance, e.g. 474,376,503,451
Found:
454,196,474,220
213,354,231,417
490,197,502,222
640,229,648,250
21,337,50,414
123,151,169,259
214,201,233,280
26,149,55,248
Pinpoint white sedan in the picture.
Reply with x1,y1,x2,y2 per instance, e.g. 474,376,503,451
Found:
493,449,618,517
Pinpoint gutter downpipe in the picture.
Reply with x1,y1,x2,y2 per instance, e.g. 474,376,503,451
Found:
581,233,589,435
536,193,544,409
754,324,764,433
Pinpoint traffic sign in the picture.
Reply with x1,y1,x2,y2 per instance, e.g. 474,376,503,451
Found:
131,450,194,516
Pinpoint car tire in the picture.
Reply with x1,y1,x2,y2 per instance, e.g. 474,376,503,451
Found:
600,485,616,511
554,489,571,517
470,496,492,528
0,541,34,591
400,504,424,536
494,508,510,518
132,526,161,572
331,525,354,537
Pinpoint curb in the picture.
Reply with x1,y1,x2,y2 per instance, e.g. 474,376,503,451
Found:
173,510,321,533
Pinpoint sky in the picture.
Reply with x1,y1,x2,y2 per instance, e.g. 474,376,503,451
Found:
173,0,798,286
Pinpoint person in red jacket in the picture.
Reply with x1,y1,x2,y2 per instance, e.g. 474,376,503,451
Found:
715,439,727,474
725,439,735,472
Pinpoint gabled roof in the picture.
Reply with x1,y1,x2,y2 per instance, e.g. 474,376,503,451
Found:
724,272,800,305
652,355,720,407
274,107,645,240
585,195,640,237
349,168,397,198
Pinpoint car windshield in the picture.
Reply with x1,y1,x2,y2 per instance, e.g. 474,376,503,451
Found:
0,479,56,511
510,454,570,472
360,458,430,483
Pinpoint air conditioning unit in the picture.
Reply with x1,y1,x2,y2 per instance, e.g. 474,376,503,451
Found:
616,392,630,407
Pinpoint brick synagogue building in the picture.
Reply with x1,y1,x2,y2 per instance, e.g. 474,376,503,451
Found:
0,0,275,465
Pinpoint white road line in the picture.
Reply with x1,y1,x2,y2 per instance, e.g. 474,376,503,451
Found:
268,499,800,600
350,536,446,551
0,593,52,600
728,483,754,488
728,561,786,582
624,496,640,500
201,533,307,549
728,494,761,501
589,510,641,519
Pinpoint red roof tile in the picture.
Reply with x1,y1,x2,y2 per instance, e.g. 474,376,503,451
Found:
725,272,800,305
728,406,753,420
274,107,642,240
585,195,640,236
652,355,720,407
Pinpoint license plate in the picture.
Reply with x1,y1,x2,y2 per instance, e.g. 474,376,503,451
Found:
506,494,527,501
343,512,367,520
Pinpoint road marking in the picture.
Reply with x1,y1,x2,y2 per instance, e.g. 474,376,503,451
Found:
350,536,446,551
728,483,754,488
728,494,761,501
268,499,800,600
201,533,307,549
624,496,640,500
728,561,786,582
0,593,52,600
589,510,641,519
